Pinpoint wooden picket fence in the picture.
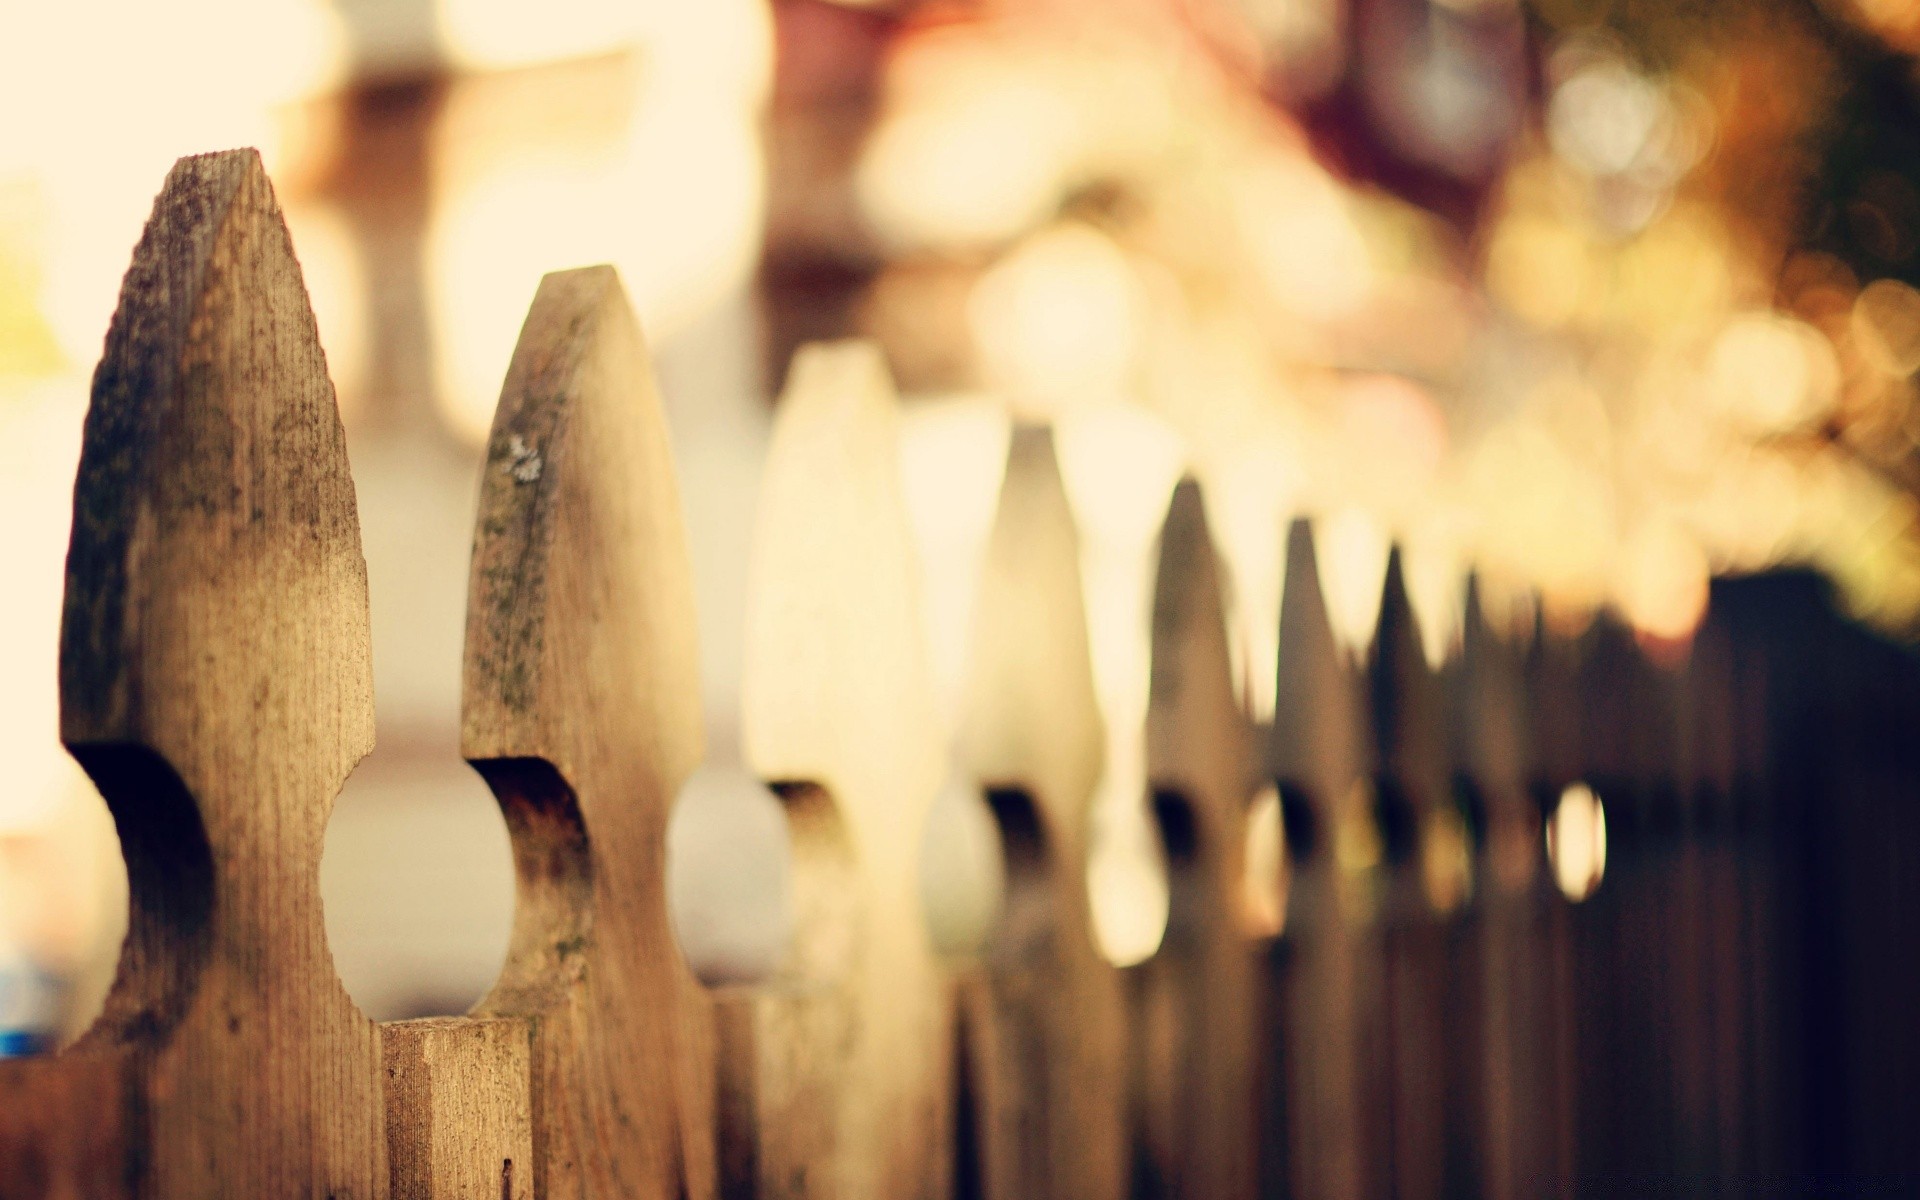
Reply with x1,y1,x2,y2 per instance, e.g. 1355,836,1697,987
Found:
1,147,1917,1199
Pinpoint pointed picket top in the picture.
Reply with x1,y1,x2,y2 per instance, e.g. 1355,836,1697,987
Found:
1147,477,1255,815
1522,631,1580,803
1365,548,1455,1200
462,266,715,1199
51,148,383,1196
1138,475,1261,1200
1447,578,1555,1198
959,422,1106,845
744,339,942,865
1265,517,1377,1200
462,265,703,782
1449,577,1529,801
1268,518,1370,833
61,149,374,760
1369,547,1449,817
954,422,1126,1200
736,339,951,1198
1450,576,1541,900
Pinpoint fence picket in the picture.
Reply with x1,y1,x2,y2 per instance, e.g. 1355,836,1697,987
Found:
456,264,716,1199
731,341,953,1200
382,1015,534,1199
1447,579,1557,1200
1266,518,1378,1200
1368,550,1458,1200
5,147,1920,1200
954,425,1127,1200
1521,610,1585,1200
1126,478,1260,1200
0,147,388,1198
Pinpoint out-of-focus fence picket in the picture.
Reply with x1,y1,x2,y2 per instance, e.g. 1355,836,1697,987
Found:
0,148,1916,1199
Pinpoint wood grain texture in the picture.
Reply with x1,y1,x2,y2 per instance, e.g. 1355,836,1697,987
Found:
1265,518,1379,1200
730,341,952,1200
955,425,1127,1200
1126,478,1259,1200
383,1017,533,1200
461,265,716,1199
710,784,856,1200
0,147,386,1199
0,1050,140,1200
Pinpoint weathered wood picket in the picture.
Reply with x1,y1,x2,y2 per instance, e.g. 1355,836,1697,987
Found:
2,148,1918,1199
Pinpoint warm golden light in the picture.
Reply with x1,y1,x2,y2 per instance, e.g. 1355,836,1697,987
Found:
0,394,81,835
1420,806,1474,915
1548,53,1666,179
1057,407,1184,971
4,0,1920,1078
1234,157,1374,321
0,389,124,1043
280,201,369,423
1335,374,1449,523
1485,213,1596,329
1852,278,1920,377
969,224,1145,415
0,4,341,373
858,47,1082,249
1318,507,1393,655
1090,778,1170,968
1692,448,1800,573
1547,782,1607,901
436,0,774,78
1705,313,1838,434
1467,417,1613,614
1194,415,1302,721
897,397,1011,732
1615,517,1711,645
1241,784,1288,937
1402,534,1465,671
428,9,770,443
1058,406,1187,757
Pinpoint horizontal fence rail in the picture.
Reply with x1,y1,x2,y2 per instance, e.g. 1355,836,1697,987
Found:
0,149,1917,1199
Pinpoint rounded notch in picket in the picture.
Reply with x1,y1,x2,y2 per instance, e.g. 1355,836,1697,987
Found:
1451,576,1538,896
459,264,716,1199
1133,475,1263,1200
959,427,1105,960
738,338,954,1198
955,421,1128,1200
1146,478,1259,945
1264,515,1378,1200
960,427,1108,824
50,147,384,1197
1370,547,1470,913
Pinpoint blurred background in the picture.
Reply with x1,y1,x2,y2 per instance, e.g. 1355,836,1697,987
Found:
3,0,1920,1050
